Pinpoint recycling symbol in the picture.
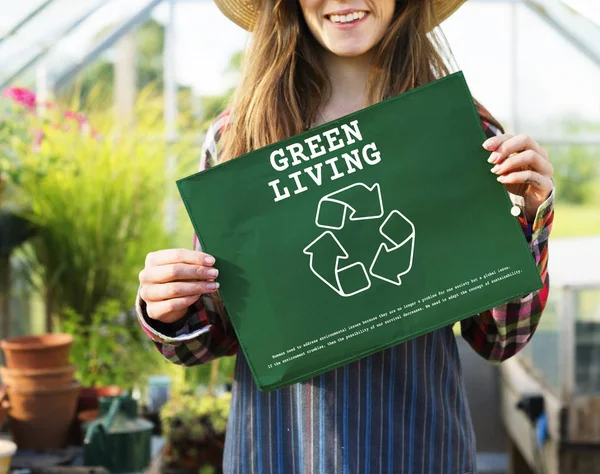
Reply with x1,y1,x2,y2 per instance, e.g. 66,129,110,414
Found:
303,183,416,297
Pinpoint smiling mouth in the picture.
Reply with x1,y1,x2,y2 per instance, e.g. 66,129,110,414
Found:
326,11,369,25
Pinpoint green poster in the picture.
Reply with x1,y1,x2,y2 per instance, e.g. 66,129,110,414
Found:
177,72,542,391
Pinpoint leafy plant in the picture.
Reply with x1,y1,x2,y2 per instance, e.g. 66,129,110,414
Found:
0,89,39,208
3,88,191,324
58,299,157,389
549,145,598,205
1,85,235,394
160,392,231,473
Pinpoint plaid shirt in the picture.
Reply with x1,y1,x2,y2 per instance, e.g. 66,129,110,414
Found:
136,110,554,474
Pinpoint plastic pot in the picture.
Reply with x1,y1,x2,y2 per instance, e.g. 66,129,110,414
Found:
0,334,73,370
8,381,80,450
0,365,75,390
0,440,16,474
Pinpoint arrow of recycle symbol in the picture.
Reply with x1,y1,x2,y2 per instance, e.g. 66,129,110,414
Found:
303,183,416,297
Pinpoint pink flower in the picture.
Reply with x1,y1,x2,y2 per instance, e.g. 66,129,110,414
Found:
64,110,88,127
33,130,45,151
2,87,37,110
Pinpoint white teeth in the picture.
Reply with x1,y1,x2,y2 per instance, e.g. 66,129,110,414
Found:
329,11,366,23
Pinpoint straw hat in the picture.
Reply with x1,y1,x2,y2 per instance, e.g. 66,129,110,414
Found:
214,0,467,31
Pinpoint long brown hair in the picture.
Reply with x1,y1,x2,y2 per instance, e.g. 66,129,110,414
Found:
221,0,503,162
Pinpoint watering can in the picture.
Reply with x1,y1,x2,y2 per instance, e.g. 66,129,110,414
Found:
83,394,154,473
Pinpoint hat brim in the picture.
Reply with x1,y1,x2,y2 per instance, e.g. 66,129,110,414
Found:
214,0,467,32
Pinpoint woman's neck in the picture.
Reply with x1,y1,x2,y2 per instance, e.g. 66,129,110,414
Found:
316,50,373,126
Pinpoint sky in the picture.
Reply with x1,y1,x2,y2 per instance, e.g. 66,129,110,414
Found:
0,0,599,138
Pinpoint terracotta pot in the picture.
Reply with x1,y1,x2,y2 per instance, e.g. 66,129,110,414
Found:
77,408,99,425
77,385,122,412
1,334,73,369
0,365,75,390
8,381,80,450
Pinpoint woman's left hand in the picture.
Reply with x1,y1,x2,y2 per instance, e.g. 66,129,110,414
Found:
483,133,553,222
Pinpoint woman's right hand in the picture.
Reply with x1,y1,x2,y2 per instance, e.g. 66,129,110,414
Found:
139,249,220,324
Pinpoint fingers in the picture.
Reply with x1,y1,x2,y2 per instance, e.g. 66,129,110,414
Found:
139,263,218,284
496,169,553,191
140,248,221,324
140,280,219,303
483,133,549,164
490,149,553,178
146,295,202,323
145,248,215,268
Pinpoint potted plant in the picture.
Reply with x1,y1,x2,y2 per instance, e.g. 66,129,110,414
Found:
160,392,231,474
58,300,160,393
1,87,199,445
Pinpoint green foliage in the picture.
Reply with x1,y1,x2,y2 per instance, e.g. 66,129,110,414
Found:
160,392,231,471
57,300,157,388
74,19,166,104
1,86,236,392
0,101,37,207
160,392,231,439
552,203,600,238
10,115,170,319
198,467,217,474
2,89,201,324
549,145,598,205
180,356,236,394
137,19,166,90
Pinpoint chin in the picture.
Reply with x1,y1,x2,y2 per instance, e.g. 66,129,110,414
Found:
328,44,373,58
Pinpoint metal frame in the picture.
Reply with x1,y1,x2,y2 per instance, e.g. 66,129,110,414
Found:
52,0,165,91
0,0,110,90
523,0,600,68
0,0,58,46
164,0,179,233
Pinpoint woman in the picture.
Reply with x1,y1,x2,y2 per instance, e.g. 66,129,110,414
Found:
137,0,554,472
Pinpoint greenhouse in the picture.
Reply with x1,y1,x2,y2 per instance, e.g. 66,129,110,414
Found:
0,0,598,473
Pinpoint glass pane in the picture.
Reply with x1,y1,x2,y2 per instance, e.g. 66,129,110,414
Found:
575,289,600,394
514,4,600,140
442,2,513,128
0,0,108,86
442,2,600,141
44,0,154,84
0,0,47,38
518,288,562,394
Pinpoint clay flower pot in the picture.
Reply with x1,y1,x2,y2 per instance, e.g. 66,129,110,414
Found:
77,385,122,412
8,381,80,450
77,408,99,424
0,365,75,390
1,333,73,370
